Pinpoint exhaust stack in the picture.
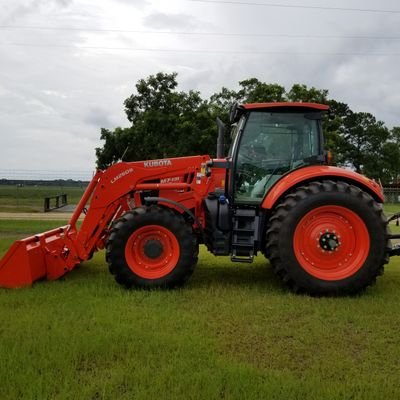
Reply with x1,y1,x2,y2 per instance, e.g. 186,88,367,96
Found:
216,117,226,159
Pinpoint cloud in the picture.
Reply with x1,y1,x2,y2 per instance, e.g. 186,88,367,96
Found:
84,107,116,128
0,0,399,178
113,0,149,8
1,0,73,23
143,11,200,31
53,0,73,7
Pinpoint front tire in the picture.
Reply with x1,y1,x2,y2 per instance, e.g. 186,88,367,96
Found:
106,206,198,289
266,180,390,295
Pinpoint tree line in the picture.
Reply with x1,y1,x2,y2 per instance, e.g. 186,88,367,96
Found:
96,72,400,185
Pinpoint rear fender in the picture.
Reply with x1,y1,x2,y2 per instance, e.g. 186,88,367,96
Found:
261,166,384,210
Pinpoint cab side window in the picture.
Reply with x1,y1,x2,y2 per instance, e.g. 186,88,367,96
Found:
234,112,320,203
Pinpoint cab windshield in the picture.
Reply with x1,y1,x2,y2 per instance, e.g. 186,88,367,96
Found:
234,111,321,203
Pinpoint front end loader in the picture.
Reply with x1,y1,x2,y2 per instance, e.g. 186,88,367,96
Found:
1,102,398,295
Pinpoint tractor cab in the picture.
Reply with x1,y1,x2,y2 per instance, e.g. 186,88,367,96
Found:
228,102,329,204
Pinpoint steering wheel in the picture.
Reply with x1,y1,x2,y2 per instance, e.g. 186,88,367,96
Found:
237,163,267,186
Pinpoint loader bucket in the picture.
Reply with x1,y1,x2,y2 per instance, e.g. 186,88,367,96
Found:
0,226,73,288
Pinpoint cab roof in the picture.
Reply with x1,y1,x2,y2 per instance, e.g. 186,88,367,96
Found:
242,102,330,111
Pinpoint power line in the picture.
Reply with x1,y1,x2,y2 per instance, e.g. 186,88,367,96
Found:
0,25,399,40
186,0,400,14
2,42,400,56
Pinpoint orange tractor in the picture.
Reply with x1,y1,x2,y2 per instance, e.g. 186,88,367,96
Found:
0,102,397,295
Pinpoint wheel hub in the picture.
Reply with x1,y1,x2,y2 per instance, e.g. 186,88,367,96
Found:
143,239,163,259
125,225,180,279
319,232,340,251
293,205,370,281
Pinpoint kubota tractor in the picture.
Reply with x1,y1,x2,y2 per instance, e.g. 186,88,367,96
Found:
1,102,399,295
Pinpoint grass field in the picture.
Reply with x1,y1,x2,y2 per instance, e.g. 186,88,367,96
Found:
0,185,86,212
1,218,400,399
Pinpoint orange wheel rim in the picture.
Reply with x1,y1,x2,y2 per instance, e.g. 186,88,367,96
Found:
125,225,180,279
293,205,370,281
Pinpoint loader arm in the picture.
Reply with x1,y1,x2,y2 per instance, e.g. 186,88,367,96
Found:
0,156,212,288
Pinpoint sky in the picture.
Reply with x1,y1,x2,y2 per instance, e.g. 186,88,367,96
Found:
0,0,399,179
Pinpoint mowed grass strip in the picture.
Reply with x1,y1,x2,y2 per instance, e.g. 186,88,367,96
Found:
0,219,400,399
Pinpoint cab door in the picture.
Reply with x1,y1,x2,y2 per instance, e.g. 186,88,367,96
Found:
232,111,323,204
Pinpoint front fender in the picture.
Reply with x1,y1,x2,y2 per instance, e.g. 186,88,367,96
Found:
261,165,384,209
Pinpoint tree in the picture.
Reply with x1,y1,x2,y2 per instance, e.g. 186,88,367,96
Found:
379,127,400,184
210,78,286,106
209,80,330,124
208,80,287,128
286,84,329,103
379,141,400,184
96,72,216,168
237,79,286,103
96,72,398,184
324,100,355,166
96,127,133,168
343,112,389,175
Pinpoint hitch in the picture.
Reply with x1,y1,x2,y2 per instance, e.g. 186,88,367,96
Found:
387,212,400,257
388,212,400,226
389,243,400,257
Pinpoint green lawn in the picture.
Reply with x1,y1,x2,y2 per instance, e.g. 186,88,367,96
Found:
0,185,86,212
1,220,400,399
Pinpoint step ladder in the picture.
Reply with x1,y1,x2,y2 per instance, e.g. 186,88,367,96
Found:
231,208,259,263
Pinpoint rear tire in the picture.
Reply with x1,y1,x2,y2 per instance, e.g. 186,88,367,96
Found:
266,180,390,295
106,206,198,289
